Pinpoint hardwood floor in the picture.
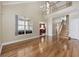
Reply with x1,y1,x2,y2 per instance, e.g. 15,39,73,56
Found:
0,36,79,57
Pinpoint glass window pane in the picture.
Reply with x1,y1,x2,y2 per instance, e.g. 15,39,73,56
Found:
18,20,24,25
25,25,29,30
29,26,32,30
25,21,29,25
18,26,24,30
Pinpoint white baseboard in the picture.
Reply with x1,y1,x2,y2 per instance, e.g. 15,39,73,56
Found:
2,35,40,46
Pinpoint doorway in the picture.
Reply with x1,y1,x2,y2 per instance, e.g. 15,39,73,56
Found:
39,22,46,36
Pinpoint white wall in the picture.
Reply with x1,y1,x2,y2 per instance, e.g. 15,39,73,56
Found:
0,2,2,42
69,2,79,40
52,18,57,36
47,17,53,36
69,12,79,39
2,2,44,44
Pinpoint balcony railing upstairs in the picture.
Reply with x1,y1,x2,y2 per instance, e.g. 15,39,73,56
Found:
46,1,72,14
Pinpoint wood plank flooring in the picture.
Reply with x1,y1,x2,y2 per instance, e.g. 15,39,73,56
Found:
0,36,79,57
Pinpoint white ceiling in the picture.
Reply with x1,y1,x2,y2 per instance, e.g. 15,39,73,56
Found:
1,1,66,8
2,1,63,5
2,1,37,5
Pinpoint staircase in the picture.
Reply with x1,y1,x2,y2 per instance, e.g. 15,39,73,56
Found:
59,22,69,39
57,20,69,40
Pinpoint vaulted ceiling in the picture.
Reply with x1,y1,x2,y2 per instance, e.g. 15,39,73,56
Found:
1,1,72,16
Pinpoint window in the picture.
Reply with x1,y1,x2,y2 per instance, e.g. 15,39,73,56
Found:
18,20,25,31
15,15,32,35
18,20,25,35
25,20,32,34
25,20,29,30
